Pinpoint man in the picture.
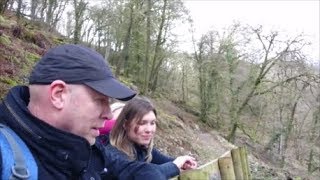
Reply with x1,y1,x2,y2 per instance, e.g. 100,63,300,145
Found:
0,44,166,180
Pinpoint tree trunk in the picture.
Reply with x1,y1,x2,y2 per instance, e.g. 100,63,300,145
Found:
227,123,238,143
142,0,151,94
46,0,54,25
0,2,6,14
16,0,23,19
104,28,112,60
181,65,186,103
30,0,38,20
148,0,167,92
0,0,9,14
51,0,68,31
40,0,48,21
73,0,87,44
122,3,134,77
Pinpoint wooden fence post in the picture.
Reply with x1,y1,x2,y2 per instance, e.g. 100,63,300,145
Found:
218,157,236,180
198,159,221,180
231,148,244,179
239,146,251,180
172,146,251,180
178,169,208,180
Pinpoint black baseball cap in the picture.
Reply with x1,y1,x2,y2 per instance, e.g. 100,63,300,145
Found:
29,44,136,101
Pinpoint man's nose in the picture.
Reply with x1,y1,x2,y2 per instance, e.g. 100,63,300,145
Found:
101,105,113,120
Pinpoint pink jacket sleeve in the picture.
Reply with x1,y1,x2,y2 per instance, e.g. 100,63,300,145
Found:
99,120,116,135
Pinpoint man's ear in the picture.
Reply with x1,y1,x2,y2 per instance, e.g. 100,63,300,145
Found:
49,80,68,109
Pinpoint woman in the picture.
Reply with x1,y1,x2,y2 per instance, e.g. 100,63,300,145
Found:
104,97,197,179
99,102,125,135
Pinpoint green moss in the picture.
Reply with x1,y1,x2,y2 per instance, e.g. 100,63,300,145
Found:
21,52,40,76
0,15,5,24
0,22,11,28
157,109,181,129
23,30,35,42
0,34,11,45
29,43,40,50
0,15,16,27
160,112,177,122
119,76,131,85
53,37,66,45
25,52,40,63
0,77,18,86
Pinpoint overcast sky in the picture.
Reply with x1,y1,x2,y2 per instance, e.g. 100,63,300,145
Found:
176,0,319,63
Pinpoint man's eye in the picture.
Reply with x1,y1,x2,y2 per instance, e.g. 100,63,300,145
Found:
96,99,106,105
93,95,109,104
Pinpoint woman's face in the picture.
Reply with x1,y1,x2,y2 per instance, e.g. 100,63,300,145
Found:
126,111,156,146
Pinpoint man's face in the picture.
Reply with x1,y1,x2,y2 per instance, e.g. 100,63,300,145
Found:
62,85,112,145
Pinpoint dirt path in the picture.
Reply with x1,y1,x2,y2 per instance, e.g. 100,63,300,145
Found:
154,99,236,165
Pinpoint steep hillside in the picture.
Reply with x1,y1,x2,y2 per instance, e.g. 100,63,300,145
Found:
0,11,65,99
152,98,291,179
0,12,318,180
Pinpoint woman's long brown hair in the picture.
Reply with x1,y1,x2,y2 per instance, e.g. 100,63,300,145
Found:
109,97,157,162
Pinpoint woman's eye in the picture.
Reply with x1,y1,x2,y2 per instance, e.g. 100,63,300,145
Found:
139,120,150,125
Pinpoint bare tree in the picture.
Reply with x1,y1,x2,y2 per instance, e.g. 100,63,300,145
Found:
0,0,10,14
143,0,151,94
30,0,39,19
226,26,311,142
73,0,87,44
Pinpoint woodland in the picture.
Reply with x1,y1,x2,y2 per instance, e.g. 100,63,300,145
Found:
0,0,319,179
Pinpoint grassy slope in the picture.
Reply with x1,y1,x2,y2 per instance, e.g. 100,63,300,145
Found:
0,11,65,99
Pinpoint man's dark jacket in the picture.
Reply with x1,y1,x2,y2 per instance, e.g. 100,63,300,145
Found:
0,86,166,180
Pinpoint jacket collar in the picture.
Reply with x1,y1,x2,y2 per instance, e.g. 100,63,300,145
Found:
133,143,148,161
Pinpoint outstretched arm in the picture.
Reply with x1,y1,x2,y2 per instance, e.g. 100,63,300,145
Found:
151,148,197,178
151,148,175,164
173,155,198,171
103,144,166,180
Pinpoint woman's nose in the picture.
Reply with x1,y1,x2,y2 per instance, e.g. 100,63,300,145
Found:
145,124,155,132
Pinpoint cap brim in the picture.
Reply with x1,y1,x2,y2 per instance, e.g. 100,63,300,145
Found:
84,78,136,101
